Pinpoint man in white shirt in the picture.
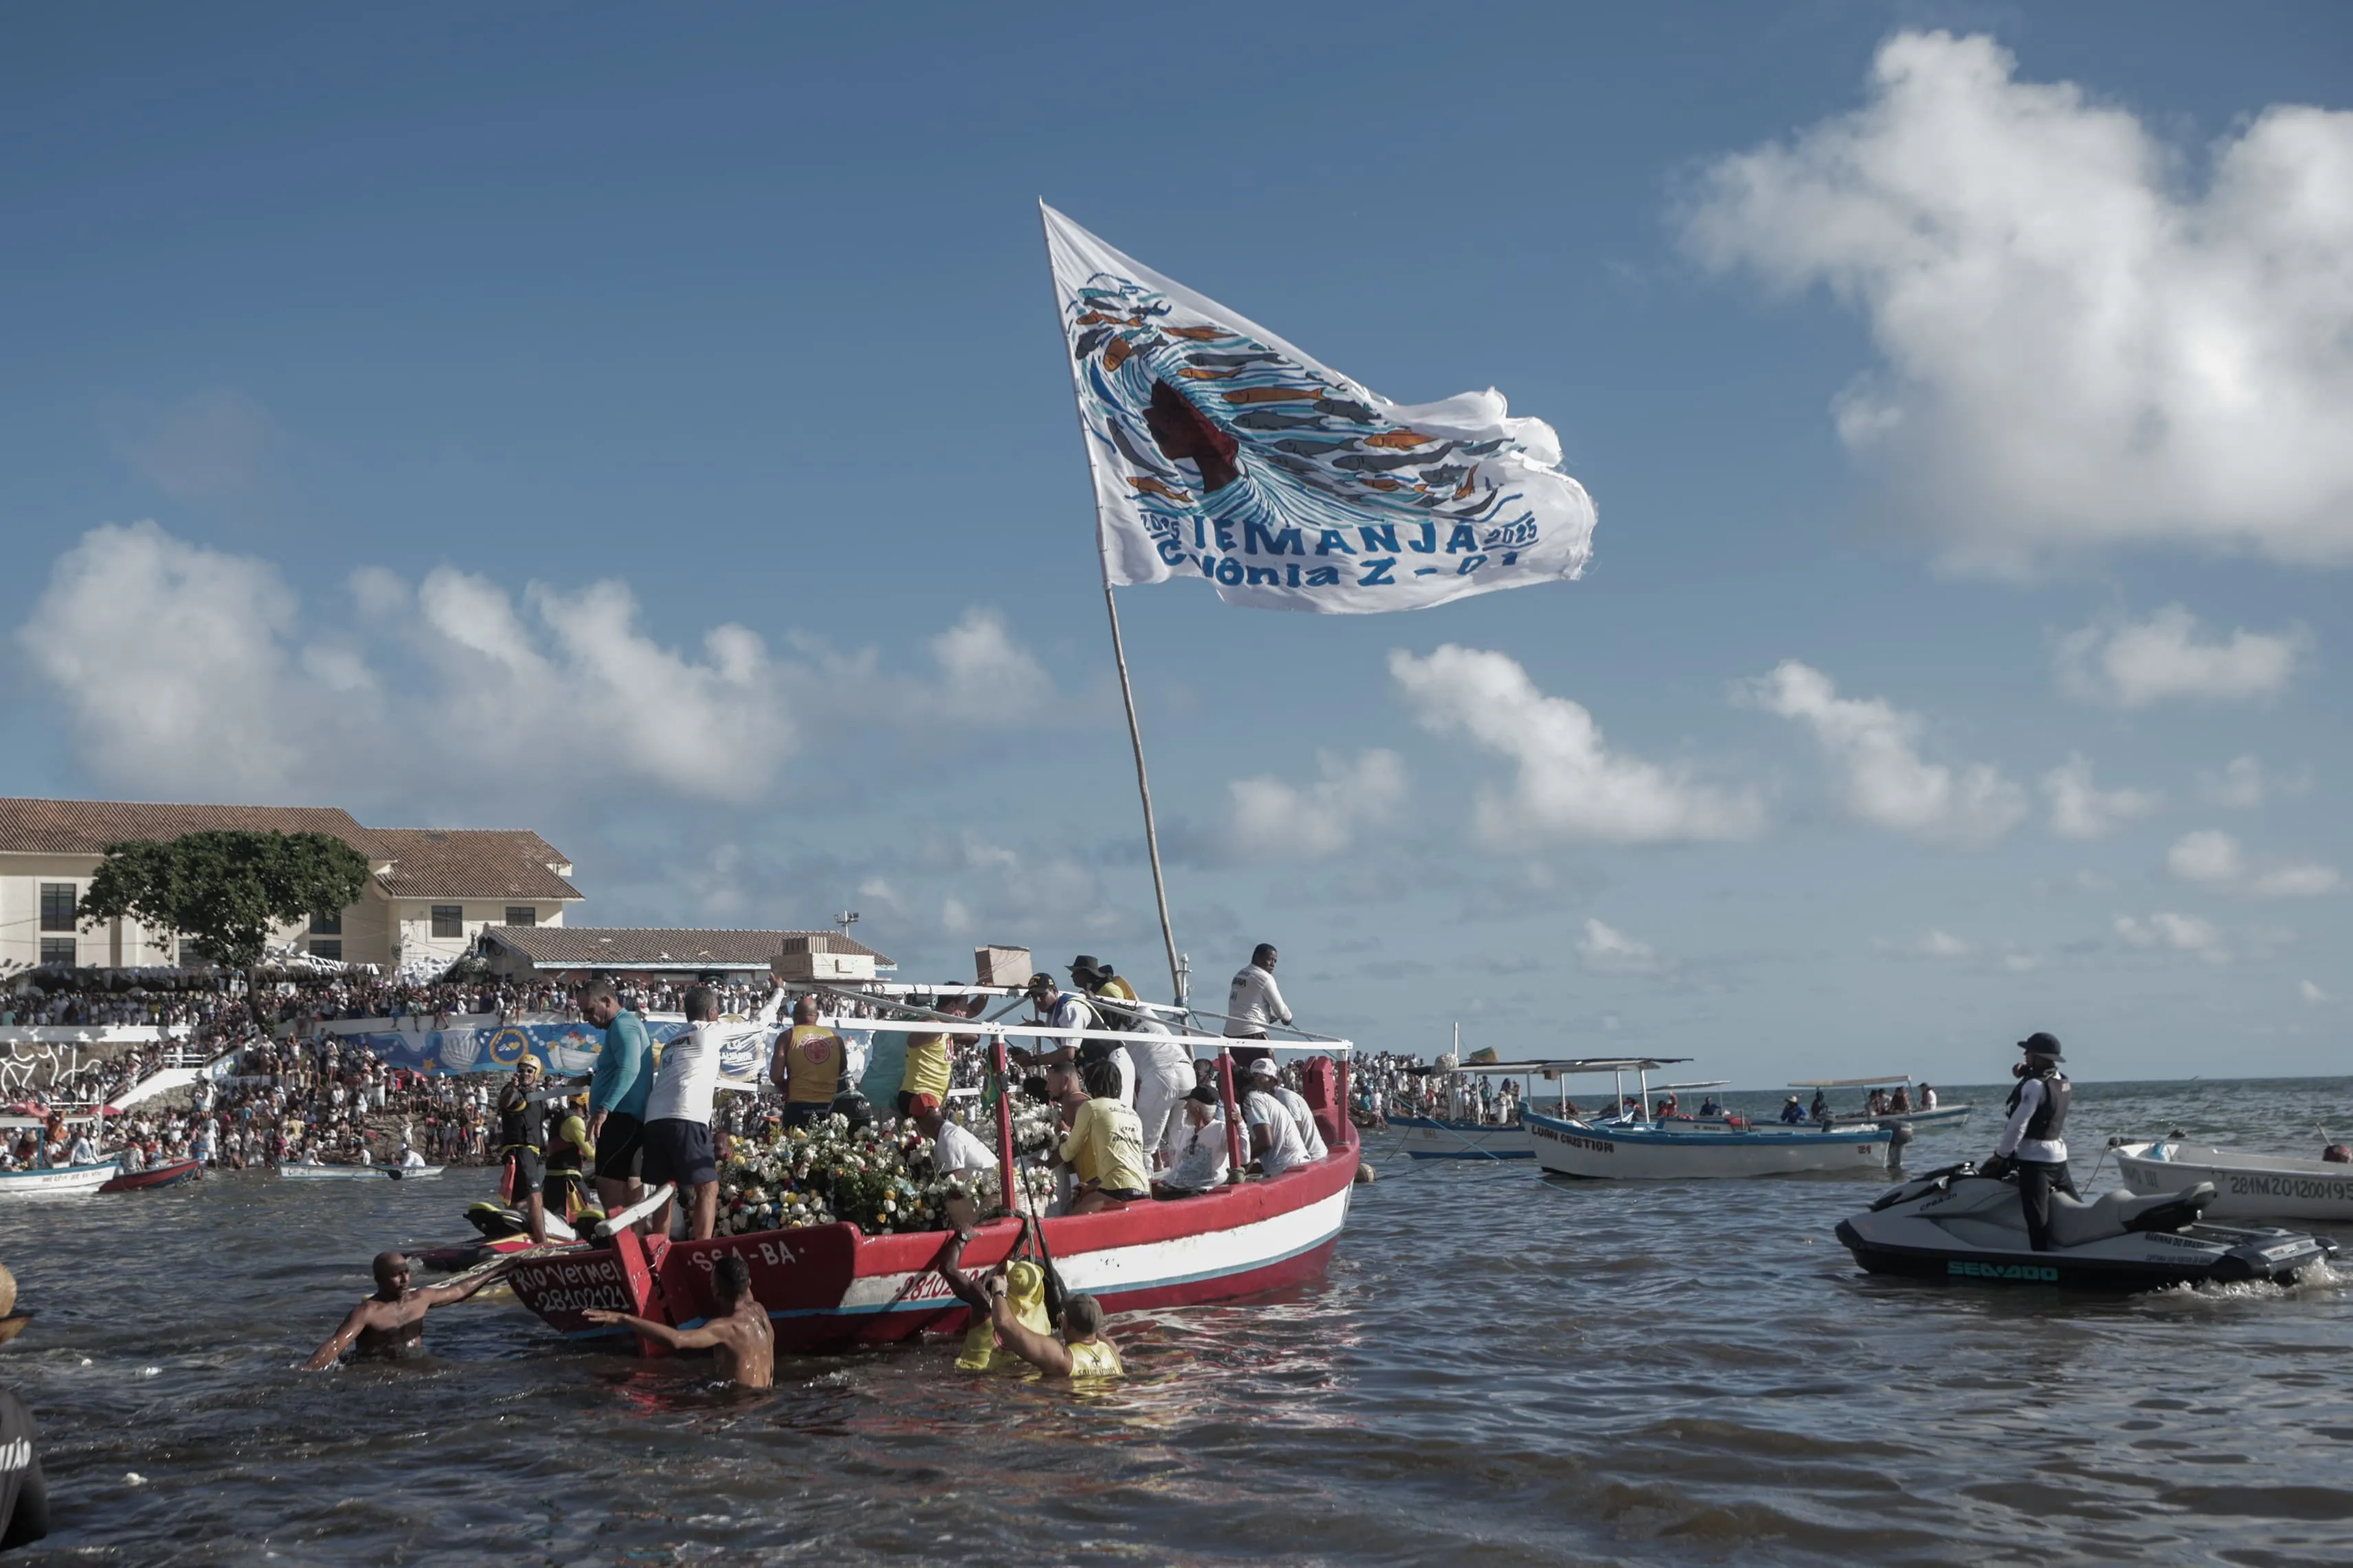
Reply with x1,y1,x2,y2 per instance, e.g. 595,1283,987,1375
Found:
911,1095,996,1175
1124,1011,1194,1167
1016,974,1133,1106
640,983,743,1241
1223,944,1291,1072
66,1131,98,1167
1247,1057,1327,1162
1152,1086,1230,1196
399,1143,427,1169
1242,1073,1308,1178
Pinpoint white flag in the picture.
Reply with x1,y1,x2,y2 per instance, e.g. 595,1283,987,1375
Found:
1043,202,1596,614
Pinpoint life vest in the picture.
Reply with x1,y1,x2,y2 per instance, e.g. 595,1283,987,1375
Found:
2005,1071,2071,1144
497,1088,544,1154
1066,1336,1124,1378
959,1260,1051,1371
1089,976,1141,1029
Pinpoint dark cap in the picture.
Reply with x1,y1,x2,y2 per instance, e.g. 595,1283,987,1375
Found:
2016,1031,2064,1062
1025,972,1057,992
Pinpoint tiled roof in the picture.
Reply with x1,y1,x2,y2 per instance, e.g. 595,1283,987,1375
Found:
0,798,382,858
484,926,892,970
371,829,581,901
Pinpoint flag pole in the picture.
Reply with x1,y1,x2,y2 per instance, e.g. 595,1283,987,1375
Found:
1042,201,1183,1007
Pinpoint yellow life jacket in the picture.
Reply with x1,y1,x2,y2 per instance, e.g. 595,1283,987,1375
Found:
784,1024,843,1104
1066,1336,1124,1378
958,1260,1051,1371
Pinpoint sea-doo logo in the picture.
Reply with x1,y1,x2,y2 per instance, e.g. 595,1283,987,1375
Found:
1948,1261,2059,1283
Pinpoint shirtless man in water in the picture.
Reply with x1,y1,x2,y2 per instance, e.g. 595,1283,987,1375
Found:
304,1251,509,1369
583,1253,772,1389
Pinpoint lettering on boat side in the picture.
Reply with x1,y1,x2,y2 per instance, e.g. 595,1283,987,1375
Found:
1532,1125,1612,1154
689,1241,794,1273
513,1257,631,1313
2227,1174,2353,1200
1946,1262,2060,1282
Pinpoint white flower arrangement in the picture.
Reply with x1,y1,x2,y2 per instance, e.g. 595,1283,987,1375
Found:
713,1103,1056,1238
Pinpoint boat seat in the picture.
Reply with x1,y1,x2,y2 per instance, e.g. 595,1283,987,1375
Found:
2046,1183,2216,1247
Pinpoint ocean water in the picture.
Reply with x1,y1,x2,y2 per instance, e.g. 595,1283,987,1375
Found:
3,1075,2350,1565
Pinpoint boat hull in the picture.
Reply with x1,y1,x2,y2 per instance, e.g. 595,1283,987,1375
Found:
509,1129,1360,1354
100,1158,200,1193
278,1164,445,1180
0,1161,120,1197
1524,1109,1890,1180
1388,1116,1531,1160
2117,1143,2353,1222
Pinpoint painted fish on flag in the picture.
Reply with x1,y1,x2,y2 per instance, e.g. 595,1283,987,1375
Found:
1042,202,1597,614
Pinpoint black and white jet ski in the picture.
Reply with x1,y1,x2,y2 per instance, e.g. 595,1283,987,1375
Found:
1836,1162,2334,1290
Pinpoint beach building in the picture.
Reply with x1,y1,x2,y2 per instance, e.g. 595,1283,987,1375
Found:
0,798,581,972
478,926,894,984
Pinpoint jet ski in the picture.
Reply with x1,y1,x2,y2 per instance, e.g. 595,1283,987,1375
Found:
1837,1161,2334,1290
412,1202,596,1272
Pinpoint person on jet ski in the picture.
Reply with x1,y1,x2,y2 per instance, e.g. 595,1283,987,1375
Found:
1981,1031,2074,1251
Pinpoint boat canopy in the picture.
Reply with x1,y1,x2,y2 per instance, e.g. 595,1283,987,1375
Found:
1449,1057,1692,1077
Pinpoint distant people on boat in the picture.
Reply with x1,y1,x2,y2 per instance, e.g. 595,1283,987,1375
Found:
1242,1064,1310,1178
1699,1095,1724,1117
1781,1096,1807,1124
586,1254,774,1389
2323,1144,2351,1165
1809,1089,1829,1124
1223,943,1292,1072
1058,1057,1150,1215
116,1141,145,1175
1866,1088,1889,1116
1919,1084,1938,1110
1655,1095,1682,1121
1154,1086,1231,1197
399,1143,428,1170
304,1251,511,1369
65,1128,96,1167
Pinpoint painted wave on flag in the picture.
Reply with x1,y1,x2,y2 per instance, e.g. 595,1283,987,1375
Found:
1045,203,1596,614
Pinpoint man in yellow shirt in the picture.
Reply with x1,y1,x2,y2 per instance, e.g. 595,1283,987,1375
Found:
1058,1057,1149,1214
897,994,981,1120
769,994,844,1130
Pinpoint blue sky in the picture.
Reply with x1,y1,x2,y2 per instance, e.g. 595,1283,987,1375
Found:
3,2,2346,1082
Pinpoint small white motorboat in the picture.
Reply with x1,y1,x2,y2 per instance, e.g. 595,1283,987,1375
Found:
1519,1057,1892,1180
278,1163,446,1181
1388,1115,1531,1160
2114,1139,2353,1223
1787,1075,1975,1130
0,1160,121,1197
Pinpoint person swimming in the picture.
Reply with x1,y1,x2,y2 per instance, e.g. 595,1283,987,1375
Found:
304,1251,510,1369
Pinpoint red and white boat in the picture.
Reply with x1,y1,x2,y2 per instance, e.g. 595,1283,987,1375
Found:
507,1054,1359,1354
99,1156,201,1192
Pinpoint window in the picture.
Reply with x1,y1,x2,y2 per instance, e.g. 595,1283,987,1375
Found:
430,905,463,939
39,884,76,932
309,909,342,935
38,937,76,967
311,939,343,961
505,906,536,928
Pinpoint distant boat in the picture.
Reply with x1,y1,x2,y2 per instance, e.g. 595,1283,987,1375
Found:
0,1160,120,1198
278,1163,445,1181
100,1157,201,1193
1388,1115,1532,1160
1526,1108,1893,1180
1785,1075,1975,1130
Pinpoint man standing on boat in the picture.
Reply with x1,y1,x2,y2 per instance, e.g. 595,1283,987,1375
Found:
1014,974,1132,1106
642,985,726,1241
771,993,846,1130
1223,943,1291,1072
1981,1032,2075,1252
583,981,651,1218
496,1057,550,1245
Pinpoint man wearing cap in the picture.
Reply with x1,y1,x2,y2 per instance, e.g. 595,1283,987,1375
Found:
1248,1055,1327,1163
1223,943,1291,1072
1981,1031,2075,1252
495,1057,551,1245
1015,974,1133,1106
1152,1084,1230,1197
1240,1057,1309,1178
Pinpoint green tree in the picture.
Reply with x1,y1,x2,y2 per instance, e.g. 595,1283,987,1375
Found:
78,830,372,1013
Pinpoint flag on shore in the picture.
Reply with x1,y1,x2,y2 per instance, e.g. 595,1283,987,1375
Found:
1043,202,1597,614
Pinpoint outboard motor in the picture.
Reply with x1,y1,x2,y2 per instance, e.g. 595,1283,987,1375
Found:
1886,1123,1914,1172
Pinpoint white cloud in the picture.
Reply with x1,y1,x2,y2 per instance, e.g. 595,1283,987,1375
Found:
1740,660,2026,849
2304,980,2334,1005
2042,753,2161,840
1579,918,1669,976
2197,754,2310,809
1682,30,2353,569
1388,646,1764,847
1883,928,1972,959
2115,911,2229,964
2167,829,2341,900
1226,750,1408,861
2056,606,2309,708
928,608,1052,717
17,520,1053,813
